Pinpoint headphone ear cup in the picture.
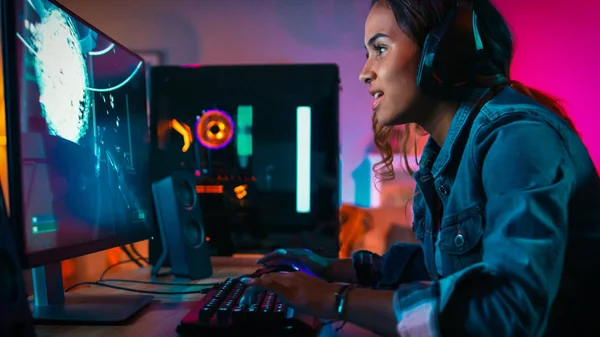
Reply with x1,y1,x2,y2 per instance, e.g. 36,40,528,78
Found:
417,7,479,100
416,33,440,93
434,8,478,85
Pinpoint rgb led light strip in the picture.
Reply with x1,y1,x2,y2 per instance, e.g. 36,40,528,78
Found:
296,106,311,213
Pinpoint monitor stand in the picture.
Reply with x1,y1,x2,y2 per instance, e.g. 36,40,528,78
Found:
30,262,154,324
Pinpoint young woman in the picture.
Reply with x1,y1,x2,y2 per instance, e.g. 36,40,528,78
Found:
246,1,600,336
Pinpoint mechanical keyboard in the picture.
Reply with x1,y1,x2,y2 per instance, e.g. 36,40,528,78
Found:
176,277,322,336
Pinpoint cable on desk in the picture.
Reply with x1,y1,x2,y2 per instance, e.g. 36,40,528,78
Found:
120,245,144,267
128,243,149,264
99,257,146,280
81,257,216,293
98,256,213,288
99,278,217,288
64,281,209,295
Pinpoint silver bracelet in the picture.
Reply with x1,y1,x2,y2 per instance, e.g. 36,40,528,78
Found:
335,285,355,320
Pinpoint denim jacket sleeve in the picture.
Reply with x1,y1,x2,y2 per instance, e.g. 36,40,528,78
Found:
352,243,430,289
378,243,430,288
393,118,573,336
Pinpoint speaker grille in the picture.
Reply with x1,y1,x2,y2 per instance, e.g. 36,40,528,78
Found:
175,179,196,210
184,219,205,248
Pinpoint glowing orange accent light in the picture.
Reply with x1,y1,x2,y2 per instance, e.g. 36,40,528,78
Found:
196,185,223,194
170,119,192,152
234,184,248,199
196,110,234,149
206,120,227,140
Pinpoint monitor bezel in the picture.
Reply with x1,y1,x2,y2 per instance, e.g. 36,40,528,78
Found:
2,0,155,269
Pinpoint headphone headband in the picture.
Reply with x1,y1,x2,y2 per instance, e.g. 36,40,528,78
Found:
415,0,481,100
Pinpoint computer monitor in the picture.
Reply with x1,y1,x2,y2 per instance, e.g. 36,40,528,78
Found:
1,0,155,323
0,30,36,337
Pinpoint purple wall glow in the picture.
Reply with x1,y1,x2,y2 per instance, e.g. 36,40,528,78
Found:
495,0,600,167
59,0,600,204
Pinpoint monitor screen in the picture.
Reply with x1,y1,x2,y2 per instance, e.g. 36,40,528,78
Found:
12,0,153,259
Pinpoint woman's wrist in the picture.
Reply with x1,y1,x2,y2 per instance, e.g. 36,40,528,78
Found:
327,287,399,336
313,282,343,320
334,284,356,321
320,257,337,281
322,258,357,283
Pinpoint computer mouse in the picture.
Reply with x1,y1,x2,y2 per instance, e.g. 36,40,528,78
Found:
250,264,298,278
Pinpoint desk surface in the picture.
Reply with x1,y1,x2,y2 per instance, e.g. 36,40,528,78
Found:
34,259,377,337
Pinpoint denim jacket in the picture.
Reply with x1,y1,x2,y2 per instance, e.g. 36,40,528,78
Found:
356,87,600,336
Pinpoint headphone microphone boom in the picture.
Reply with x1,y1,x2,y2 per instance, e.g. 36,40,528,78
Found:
416,0,484,101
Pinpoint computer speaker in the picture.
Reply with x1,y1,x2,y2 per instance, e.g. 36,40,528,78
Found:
0,197,36,336
151,171,213,280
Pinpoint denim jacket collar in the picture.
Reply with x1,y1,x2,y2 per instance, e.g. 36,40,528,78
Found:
417,88,491,179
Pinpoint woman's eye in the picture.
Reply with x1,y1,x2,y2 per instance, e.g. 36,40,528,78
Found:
374,45,386,55
365,45,387,59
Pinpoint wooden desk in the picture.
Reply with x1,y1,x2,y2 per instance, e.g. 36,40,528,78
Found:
34,258,377,337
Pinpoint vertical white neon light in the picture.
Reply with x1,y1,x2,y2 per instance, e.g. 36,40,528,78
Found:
296,106,311,213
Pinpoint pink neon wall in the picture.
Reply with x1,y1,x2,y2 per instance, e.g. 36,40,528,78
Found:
60,0,600,204
494,0,600,166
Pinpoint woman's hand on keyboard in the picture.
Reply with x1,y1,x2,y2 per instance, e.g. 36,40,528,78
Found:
243,271,339,319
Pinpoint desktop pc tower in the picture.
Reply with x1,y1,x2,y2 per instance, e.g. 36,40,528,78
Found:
149,64,341,262
2,0,156,324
